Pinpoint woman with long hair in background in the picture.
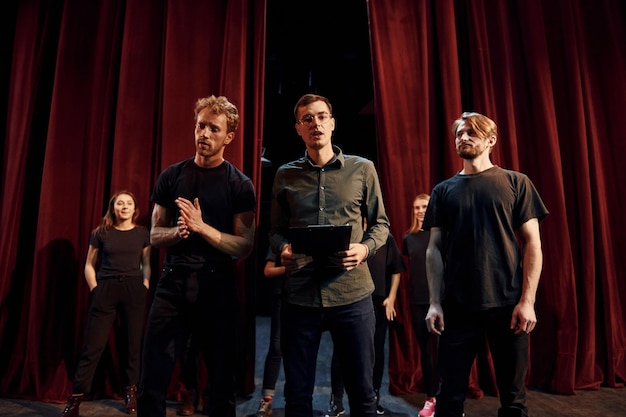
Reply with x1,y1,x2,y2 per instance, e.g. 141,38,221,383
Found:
60,191,151,417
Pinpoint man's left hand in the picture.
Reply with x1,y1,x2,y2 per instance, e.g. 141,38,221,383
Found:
331,243,368,271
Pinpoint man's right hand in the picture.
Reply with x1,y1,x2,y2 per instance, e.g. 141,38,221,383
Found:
425,303,445,335
281,244,313,272
177,216,191,239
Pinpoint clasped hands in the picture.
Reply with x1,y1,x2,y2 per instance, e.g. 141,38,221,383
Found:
175,197,203,239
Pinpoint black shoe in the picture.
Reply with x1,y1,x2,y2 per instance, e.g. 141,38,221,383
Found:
60,394,83,417
325,395,345,417
375,389,385,414
125,385,137,414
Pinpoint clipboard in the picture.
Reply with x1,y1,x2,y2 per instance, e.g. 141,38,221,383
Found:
289,224,352,255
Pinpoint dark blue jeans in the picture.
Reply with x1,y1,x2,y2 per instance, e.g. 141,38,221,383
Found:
281,296,377,417
330,294,390,399
436,302,529,417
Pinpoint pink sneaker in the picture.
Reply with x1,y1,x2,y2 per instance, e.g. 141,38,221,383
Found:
418,397,436,417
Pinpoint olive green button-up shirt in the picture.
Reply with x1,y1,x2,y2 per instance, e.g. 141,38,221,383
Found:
270,146,390,308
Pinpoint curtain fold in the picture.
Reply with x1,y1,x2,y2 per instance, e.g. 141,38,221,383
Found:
0,0,265,402
368,0,626,396
2,0,625,405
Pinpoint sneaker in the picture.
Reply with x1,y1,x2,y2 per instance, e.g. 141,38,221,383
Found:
325,398,345,417
374,389,385,414
418,397,436,417
177,389,196,416
256,397,273,417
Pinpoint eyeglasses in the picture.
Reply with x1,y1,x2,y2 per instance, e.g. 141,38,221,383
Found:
297,112,332,126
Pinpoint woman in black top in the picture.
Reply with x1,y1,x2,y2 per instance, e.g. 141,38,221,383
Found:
60,191,151,417
403,194,439,417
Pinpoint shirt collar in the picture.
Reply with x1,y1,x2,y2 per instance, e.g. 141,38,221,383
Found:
304,145,345,168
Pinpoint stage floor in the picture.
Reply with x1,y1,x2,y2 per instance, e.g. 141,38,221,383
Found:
1,316,623,417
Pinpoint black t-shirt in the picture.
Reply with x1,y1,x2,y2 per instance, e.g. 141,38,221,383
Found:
264,246,284,296
423,166,549,310
90,227,150,279
368,234,405,298
151,158,256,269
402,230,430,305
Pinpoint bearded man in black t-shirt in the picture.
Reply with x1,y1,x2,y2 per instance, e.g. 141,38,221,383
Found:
423,112,548,417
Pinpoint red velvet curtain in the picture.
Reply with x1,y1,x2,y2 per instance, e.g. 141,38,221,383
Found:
0,0,266,402
368,0,626,396
2,0,625,406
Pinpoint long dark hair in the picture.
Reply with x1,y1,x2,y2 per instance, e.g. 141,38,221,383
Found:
95,190,139,233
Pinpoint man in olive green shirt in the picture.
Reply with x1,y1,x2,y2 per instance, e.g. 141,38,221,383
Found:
270,93,389,417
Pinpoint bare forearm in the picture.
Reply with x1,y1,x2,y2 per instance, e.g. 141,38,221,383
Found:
518,218,543,306
426,247,444,305
150,226,181,248
195,222,255,259
388,273,401,302
520,241,543,305
84,265,97,291
142,264,152,284
84,246,99,291
264,264,286,278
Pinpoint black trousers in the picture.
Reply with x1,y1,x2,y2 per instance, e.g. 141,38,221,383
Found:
261,293,283,397
72,277,147,394
137,266,238,417
410,303,439,398
436,302,529,417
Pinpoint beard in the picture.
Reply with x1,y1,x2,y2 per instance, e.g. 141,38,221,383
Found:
457,146,479,159
456,142,486,160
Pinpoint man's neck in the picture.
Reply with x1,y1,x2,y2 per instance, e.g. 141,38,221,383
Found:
194,154,225,168
460,156,493,175
307,145,335,167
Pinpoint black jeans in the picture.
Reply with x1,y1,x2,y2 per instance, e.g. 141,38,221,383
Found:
137,266,238,417
261,293,283,397
436,302,529,417
410,303,440,398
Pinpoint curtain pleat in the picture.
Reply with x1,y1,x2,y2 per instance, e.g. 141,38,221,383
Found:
368,0,626,395
1,0,625,404
0,0,264,402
